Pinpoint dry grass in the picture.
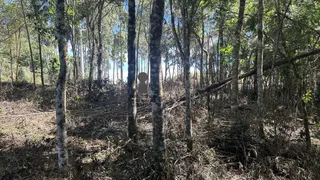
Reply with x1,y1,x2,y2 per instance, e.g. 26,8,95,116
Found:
0,81,320,179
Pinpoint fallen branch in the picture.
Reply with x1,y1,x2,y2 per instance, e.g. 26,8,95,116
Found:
138,49,320,120
197,49,320,94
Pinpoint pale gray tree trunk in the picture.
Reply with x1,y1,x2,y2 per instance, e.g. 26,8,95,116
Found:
55,0,69,172
257,0,265,137
231,0,245,119
128,0,138,142
150,0,165,176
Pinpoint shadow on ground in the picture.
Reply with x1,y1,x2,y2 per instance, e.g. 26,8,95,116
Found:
0,81,156,179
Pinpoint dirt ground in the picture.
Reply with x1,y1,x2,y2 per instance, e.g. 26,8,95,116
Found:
1,82,320,179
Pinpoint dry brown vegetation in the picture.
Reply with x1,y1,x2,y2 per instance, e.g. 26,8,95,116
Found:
0,80,320,179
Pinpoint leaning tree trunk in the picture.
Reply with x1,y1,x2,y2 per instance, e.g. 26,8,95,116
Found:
149,0,165,176
55,0,69,172
231,0,245,120
21,0,36,88
127,0,138,142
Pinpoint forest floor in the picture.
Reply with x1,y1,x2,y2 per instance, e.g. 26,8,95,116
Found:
0,81,320,179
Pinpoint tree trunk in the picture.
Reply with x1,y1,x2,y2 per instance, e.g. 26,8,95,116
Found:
120,23,123,82
128,0,138,142
257,0,265,137
9,37,14,86
0,62,2,91
16,28,21,82
21,0,36,88
218,3,226,99
208,37,214,84
71,27,78,83
164,52,168,82
38,32,44,87
55,0,69,172
169,0,194,151
182,2,192,152
150,0,165,176
97,0,104,87
80,29,84,79
231,0,245,120
88,22,95,96
200,18,204,89
113,35,116,84
113,59,116,84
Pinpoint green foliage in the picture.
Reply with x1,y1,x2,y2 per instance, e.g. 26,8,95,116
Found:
48,58,59,84
17,67,33,83
220,45,233,55
302,90,313,104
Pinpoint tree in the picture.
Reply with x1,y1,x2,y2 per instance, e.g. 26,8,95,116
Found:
127,0,138,142
230,0,245,121
30,0,47,88
55,0,69,172
257,0,265,137
170,0,200,152
20,0,36,88
149,0,165,176
97,0,105,87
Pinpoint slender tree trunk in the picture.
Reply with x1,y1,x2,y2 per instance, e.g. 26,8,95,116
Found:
16,28,21,82
200,19,204,89
113,35,116,84
120,23,123,82
9,36,14,86
55,0,69,172
80,29,84,79
208,37,214,84
257,0,265,137
113,59,116,84
71,28,78,83
218,22,224,82
302,99,311,149
88,23,95,96
97,0,104,87
136,0,144,86
164,52,168,82
116,61,118,81
169,0,194,151
182,2,192,152
128,0,138,142
0,62,2,91
21,0,36,88
38,32,44,87
231,0,245,120
150,0,165,176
